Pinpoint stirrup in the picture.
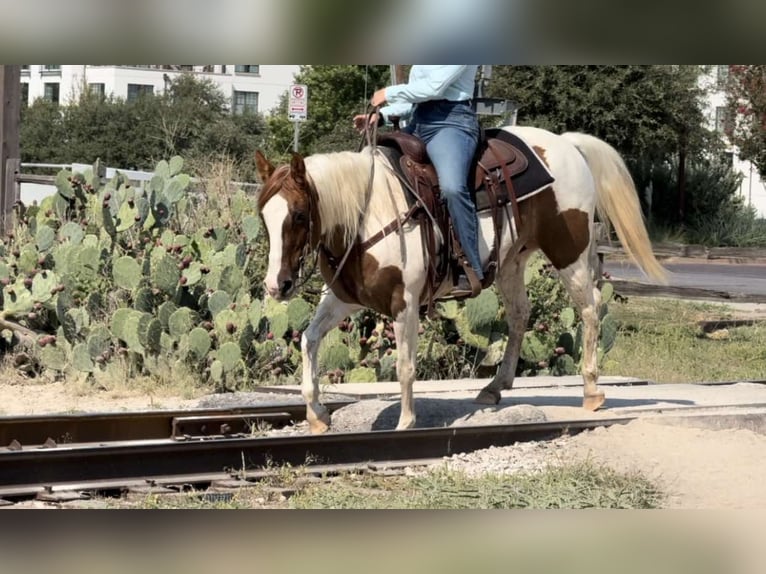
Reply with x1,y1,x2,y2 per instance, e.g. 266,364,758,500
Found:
451,263,482,298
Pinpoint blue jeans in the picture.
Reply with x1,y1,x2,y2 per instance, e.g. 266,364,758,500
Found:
405,100,482,280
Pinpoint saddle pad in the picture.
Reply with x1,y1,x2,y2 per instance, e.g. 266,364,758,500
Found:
475,128,555,211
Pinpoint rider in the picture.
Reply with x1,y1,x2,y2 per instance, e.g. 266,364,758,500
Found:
353,65,483,296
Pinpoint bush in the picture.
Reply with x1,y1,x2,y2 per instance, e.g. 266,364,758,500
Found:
630,155,766,246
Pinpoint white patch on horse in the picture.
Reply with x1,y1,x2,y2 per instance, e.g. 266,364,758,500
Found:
503,125,595,214
261,194,289,298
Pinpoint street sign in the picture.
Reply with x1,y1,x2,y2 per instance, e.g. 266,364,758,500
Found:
288,84,308,121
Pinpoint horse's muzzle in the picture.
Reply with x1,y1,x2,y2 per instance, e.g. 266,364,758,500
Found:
265,270,296,300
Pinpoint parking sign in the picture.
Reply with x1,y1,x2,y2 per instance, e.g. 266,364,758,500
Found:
288,84,308,121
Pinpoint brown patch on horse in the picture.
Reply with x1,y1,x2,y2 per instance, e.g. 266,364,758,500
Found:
532,145,549,167
520,187,590,270
256,165,291,212
319,226,406,317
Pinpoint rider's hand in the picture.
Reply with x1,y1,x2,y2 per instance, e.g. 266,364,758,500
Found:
353,113,380,132
370,88,387,107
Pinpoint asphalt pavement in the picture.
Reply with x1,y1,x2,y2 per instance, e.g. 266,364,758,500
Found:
603,260,766,296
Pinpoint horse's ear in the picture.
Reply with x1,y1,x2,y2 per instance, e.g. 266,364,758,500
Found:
290,152,306,186
254,150,275,182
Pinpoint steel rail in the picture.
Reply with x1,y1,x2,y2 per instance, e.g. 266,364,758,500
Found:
0,400,355,447
0,416,638,493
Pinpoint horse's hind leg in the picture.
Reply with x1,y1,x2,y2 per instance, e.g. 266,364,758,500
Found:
476,251,532,405
301,293,358,433
558,252,605,411
392,302,420,430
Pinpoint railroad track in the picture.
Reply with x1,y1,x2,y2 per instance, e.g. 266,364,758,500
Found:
2,393,764,506
0,399,639,505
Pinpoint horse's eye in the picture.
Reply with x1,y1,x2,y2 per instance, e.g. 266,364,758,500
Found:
293,211,306,224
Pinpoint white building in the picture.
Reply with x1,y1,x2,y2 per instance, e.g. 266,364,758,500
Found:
702,65,766,218
20,65,300,114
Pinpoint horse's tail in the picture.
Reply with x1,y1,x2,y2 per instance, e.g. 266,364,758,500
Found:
562,132,667,284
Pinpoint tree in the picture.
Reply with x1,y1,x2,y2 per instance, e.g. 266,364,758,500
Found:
726,65,766,178
265,65,390,158
20,74,267,175
487,66,715,165
487,66,723,224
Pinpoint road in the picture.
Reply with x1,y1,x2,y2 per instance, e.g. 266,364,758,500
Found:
602,260,766,296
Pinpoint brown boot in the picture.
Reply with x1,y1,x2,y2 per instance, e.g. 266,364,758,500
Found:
451,264,482,298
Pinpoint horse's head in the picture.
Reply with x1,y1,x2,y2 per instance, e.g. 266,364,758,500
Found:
255,150,316,301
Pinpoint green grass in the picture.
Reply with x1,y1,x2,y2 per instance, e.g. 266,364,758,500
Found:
601,297,766,383
114,462,663,509
289,464,663,509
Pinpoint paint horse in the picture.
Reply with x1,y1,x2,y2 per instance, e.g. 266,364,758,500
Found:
255,126,666,434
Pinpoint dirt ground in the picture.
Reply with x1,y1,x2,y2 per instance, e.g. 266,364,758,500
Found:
1,379,764,509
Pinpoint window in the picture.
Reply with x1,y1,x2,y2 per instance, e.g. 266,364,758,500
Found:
127,83,154,101
21,82,29,106
20,65,29,75
41,65,61,76
235,65,260,75
89,83,106,97
716,65,729,88
233,90,258,114
715,106,734,134
44,82,60,103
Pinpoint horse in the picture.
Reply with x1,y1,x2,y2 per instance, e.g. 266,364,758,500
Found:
255,125,666,434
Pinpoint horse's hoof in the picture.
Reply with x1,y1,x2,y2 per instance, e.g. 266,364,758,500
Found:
583,392,606,411
308,418,330,434
307,409,331,434
475,388,501,405
396,417,416,431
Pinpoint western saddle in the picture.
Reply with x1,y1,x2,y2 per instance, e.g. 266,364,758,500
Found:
364,128,529,311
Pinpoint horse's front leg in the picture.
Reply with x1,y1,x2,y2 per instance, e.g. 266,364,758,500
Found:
301,292,358,434
392,302,420,430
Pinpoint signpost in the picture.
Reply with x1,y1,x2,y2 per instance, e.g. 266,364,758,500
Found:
288,84,308,152
0,65,21,235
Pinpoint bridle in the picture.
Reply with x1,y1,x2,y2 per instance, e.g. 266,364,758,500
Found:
293,177,321,292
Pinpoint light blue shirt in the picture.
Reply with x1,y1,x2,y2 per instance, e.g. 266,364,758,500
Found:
380,65,478,123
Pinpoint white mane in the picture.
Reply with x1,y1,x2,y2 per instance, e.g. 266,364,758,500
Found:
304,149,407,246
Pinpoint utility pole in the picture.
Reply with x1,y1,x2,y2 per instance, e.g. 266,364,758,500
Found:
390,65,407,85
0,65,21,235
473,65,518,126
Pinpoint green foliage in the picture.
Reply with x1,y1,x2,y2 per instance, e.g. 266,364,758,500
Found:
725,65,766,179
266,65,390,157
20,75,267,175
0,156,272,391
488,65,717,165
635,155,766,246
